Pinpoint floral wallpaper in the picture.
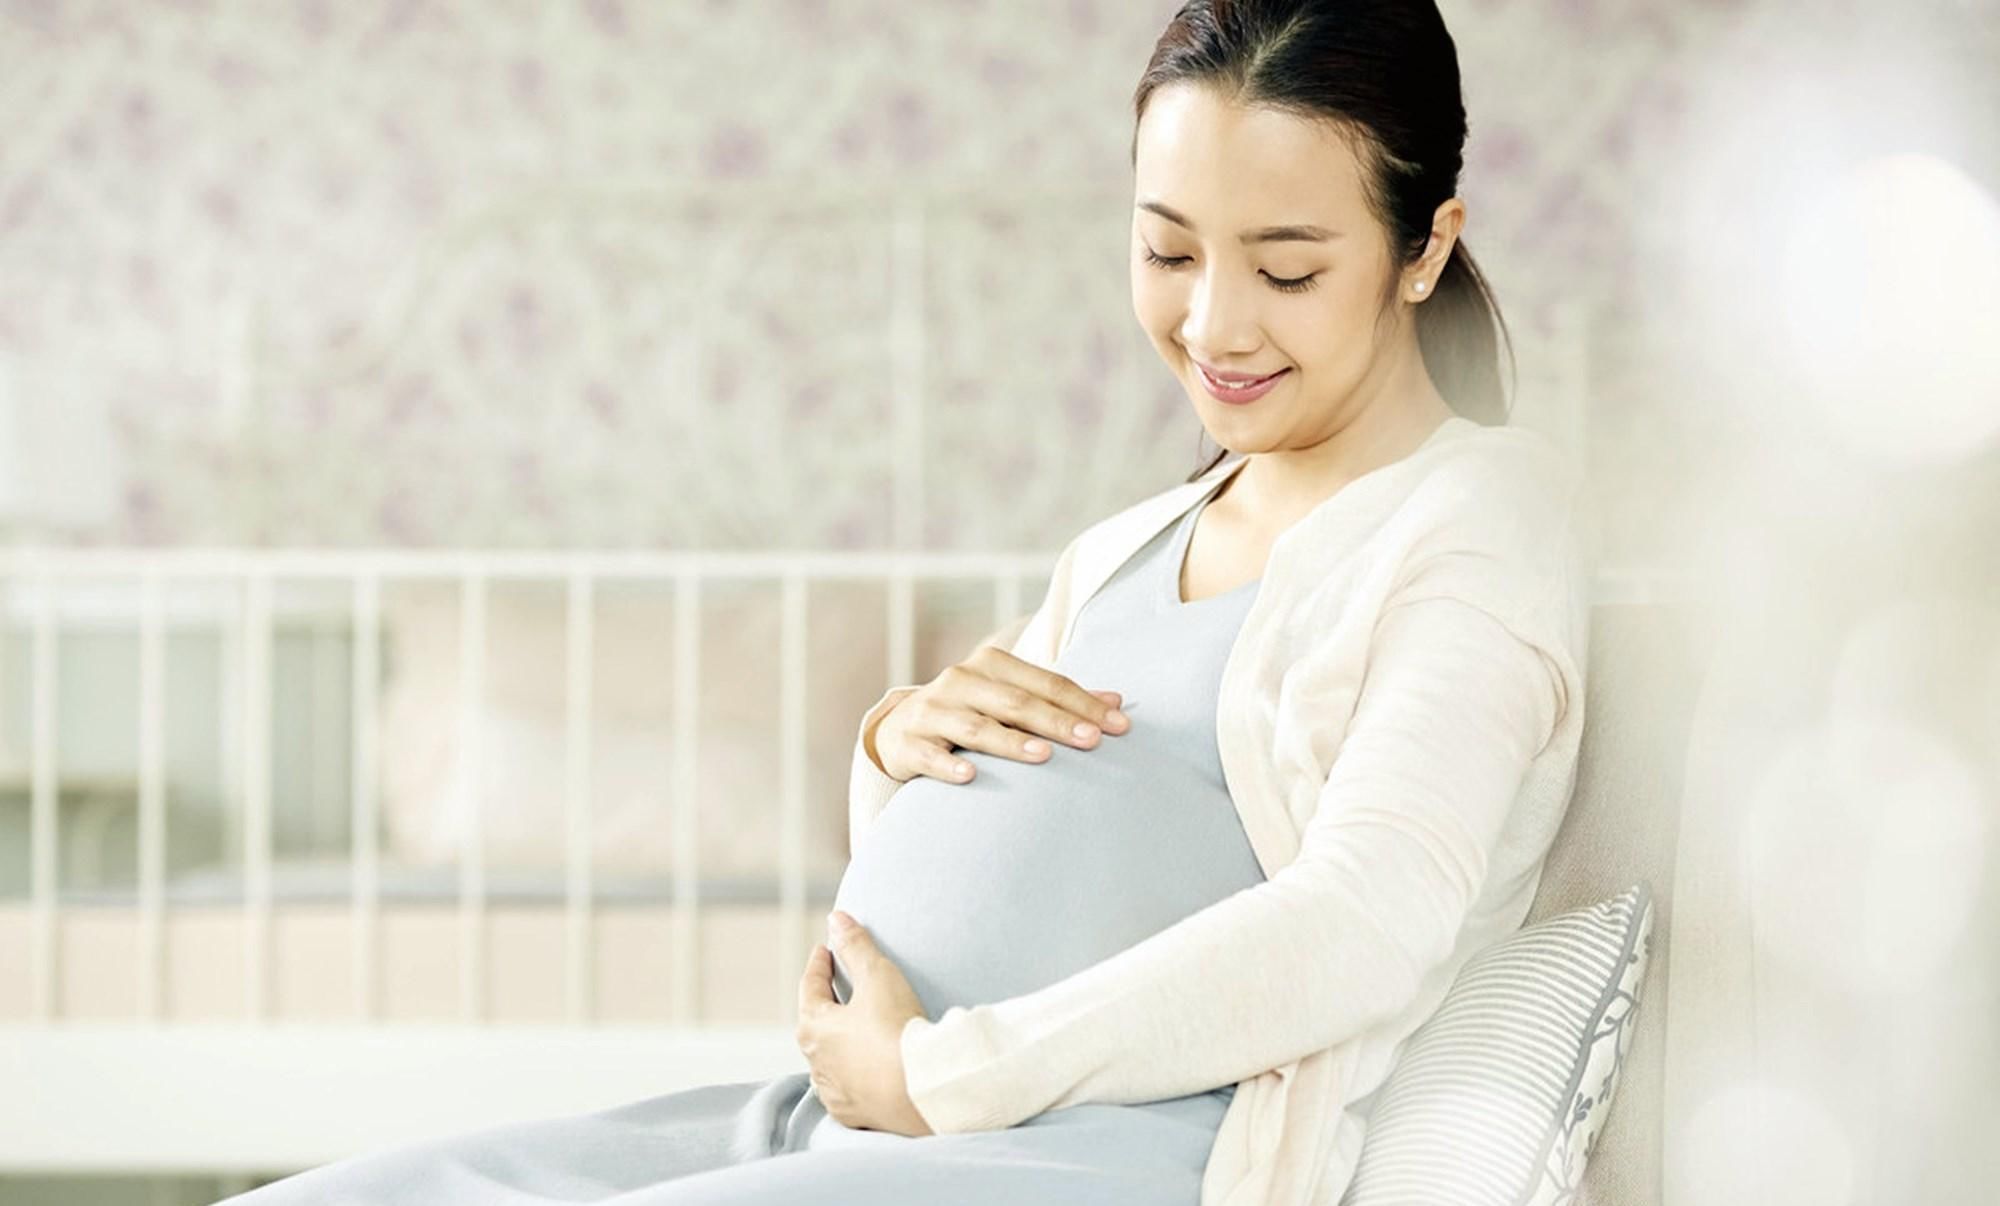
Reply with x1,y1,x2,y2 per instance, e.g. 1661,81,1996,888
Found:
0,0,1993,562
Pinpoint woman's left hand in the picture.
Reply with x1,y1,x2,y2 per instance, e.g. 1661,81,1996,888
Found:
796,910,935,1137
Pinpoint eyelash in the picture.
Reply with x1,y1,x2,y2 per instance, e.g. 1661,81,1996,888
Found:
1141,248,1321,294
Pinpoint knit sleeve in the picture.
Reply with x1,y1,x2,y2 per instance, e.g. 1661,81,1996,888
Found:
896,592,1565,1133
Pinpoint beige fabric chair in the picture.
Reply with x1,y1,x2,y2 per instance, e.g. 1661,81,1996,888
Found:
1525,601,1706,1205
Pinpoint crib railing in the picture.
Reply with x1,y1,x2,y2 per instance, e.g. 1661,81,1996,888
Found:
0,547,1049,1032
0,548,1684,1029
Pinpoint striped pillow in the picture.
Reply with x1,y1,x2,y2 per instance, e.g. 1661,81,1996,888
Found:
1339,881,1655,1205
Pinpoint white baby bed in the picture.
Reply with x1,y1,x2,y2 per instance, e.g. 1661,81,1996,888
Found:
0,548,1047,1178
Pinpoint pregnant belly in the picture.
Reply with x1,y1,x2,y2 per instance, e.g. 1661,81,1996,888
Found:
828,732,1265,1015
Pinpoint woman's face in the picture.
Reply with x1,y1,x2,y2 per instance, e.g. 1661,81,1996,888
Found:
1130,84,1412,452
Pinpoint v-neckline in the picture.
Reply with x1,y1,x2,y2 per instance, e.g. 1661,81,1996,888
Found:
1162,414,1471,609
1163,486,1261,609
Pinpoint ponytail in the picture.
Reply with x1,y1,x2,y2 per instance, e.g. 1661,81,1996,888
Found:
1415,239,1514,428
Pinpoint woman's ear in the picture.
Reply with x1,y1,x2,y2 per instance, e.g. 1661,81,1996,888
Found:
1410,197,1468,295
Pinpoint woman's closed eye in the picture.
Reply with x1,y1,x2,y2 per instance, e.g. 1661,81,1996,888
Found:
1141,247,1321,294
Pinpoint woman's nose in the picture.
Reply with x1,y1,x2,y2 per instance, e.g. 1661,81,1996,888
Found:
1180,271,1262,355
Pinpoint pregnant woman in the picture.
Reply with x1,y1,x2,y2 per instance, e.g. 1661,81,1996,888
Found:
219,1,1588,1203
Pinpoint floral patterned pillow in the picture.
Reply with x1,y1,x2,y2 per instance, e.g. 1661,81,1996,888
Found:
1340,882,1654,1205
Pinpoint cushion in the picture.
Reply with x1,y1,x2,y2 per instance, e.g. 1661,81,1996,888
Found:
1340,881,1655,1205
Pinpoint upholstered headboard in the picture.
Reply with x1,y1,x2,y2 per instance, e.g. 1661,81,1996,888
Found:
1526,601,1707,1205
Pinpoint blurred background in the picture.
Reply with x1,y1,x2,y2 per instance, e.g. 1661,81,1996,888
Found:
1,1,1996,1203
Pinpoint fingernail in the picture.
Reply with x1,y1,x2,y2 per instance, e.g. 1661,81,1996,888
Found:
828,911,853,931
1107,709,1129,729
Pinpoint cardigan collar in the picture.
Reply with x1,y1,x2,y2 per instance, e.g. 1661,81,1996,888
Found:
1053,417,1476,662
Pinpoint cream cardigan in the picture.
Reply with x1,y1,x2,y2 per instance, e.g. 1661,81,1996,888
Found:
844,414,1591,1205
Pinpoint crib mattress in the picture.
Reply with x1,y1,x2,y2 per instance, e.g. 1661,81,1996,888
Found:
44,855,845,908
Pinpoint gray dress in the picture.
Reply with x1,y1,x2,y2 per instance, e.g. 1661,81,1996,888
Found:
218,487,1266,1206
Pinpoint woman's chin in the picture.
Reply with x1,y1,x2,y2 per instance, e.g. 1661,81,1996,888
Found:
1192,400,1273,447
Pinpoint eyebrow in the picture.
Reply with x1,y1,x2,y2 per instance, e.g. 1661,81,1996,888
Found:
1136,199,1345,245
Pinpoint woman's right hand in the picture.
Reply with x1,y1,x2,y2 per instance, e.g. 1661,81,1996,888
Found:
867,647,1130,785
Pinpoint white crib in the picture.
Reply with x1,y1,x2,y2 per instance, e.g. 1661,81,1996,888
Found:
0,547,1050,1179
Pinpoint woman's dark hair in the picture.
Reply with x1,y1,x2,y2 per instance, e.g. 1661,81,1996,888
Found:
1131,0,1518,481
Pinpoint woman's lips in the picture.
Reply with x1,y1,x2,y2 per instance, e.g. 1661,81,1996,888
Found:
1196,362,1290,404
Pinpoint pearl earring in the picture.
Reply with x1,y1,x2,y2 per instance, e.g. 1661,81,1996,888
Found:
1414,281,1428,294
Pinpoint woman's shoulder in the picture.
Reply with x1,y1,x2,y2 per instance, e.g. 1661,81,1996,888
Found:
1400,420,1585,545
1377,423,1593,654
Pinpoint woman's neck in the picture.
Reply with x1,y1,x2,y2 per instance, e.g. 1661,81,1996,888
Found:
1218,388,1457,536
